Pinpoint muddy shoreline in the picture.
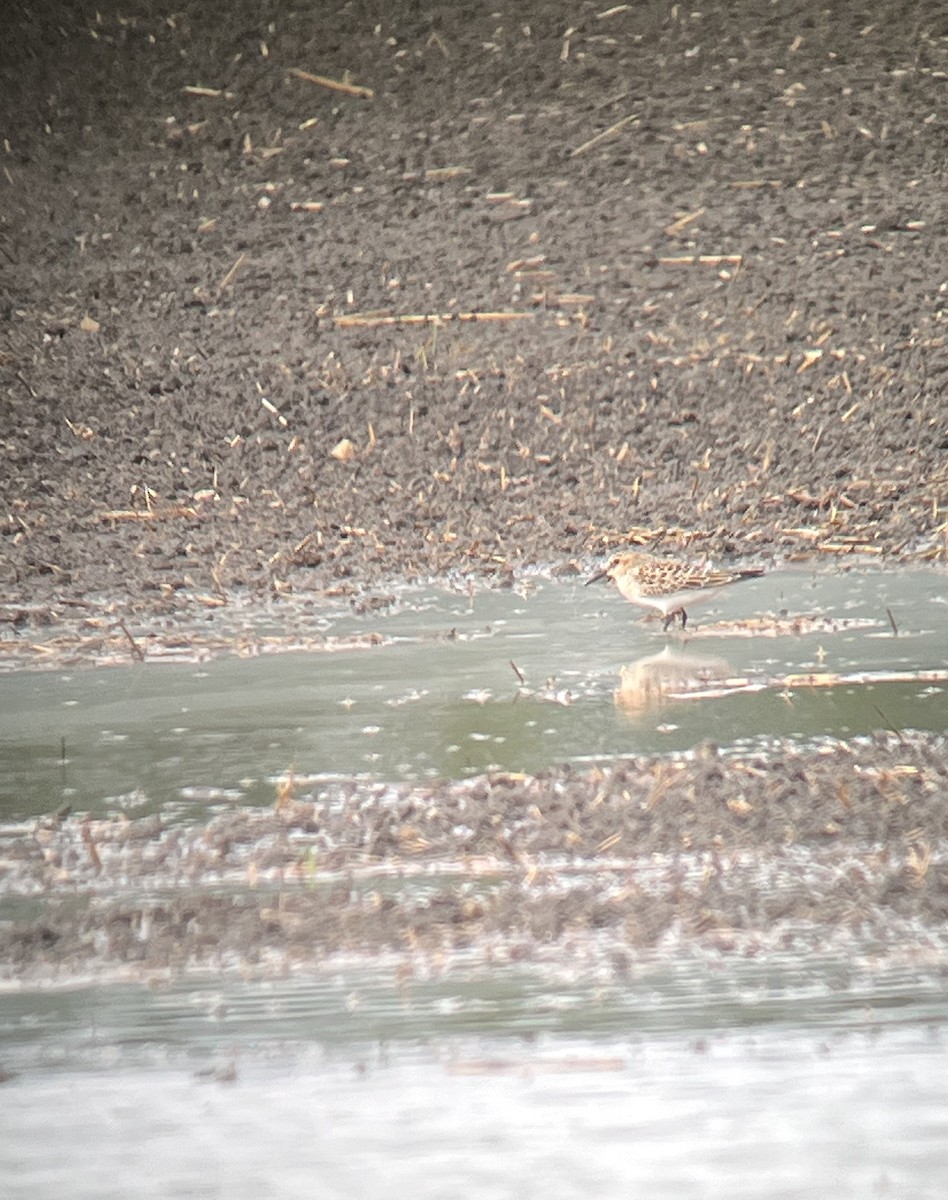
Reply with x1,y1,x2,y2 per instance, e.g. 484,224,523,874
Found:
2,0,947,630
1,1,947,988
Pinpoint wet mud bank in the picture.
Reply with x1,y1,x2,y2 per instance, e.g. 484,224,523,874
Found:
1,1,947,998
2,0,947,629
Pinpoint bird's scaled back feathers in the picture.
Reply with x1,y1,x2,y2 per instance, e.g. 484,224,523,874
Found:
586,550,764,623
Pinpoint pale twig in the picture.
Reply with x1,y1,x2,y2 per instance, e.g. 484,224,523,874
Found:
218,254,246,292
118,620,145,663
664,207,705,237
653,254,743,267
571,113,638,157
182,85,234,99
99,506,196,522
287,68,373,98
335,311,534,329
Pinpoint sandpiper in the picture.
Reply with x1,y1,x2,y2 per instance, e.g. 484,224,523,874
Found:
586,549,763,631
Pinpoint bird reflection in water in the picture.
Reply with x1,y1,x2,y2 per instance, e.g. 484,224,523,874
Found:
612,645,733,717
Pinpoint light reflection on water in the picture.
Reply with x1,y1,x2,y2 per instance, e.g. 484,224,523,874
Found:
0,566,945,821
0,1019,945,1199
1,564,946,1195
2,948,946,1059
1,951,947,1197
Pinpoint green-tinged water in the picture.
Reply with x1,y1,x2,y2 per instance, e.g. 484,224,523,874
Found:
2,950,945,1059
1,564,947,1200
1,565,945,820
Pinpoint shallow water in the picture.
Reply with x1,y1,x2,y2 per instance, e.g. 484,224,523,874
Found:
1,565,945,821
5,1027,946,1200
1,960,947,1200
2,564,947,1196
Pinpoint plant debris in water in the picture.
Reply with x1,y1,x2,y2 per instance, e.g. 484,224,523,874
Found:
2,733,945,988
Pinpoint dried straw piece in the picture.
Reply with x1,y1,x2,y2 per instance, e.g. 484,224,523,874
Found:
218,254,246,292
287,68,373,99
664,208,706,236
99,506,197,523
335,311,534,329
653,254,743,267
182,86,234,99
571,113,638,157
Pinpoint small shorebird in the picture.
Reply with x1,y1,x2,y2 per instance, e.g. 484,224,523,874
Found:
586,550,763,631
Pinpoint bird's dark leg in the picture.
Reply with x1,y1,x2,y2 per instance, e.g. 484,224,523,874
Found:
680,609,688,630
662,612,675,632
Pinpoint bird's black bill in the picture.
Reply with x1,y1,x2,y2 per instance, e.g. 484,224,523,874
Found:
585,568,608,586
